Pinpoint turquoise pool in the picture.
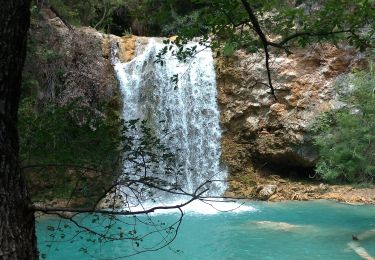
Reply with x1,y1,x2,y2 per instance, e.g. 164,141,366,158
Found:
36,200,375,259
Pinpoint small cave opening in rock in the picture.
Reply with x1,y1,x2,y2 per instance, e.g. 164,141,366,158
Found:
255,161,318,183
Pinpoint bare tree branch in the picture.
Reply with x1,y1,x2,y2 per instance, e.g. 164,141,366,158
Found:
32,188,208,215
240,0,277,99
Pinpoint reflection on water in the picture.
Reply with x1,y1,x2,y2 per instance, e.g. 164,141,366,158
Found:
247,220,314,232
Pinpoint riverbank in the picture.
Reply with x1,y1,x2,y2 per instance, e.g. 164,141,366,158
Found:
227,174,375,205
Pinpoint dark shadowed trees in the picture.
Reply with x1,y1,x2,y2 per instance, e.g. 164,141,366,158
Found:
0,0,38,259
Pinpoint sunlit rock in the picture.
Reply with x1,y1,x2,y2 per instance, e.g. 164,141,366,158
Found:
217,43,367,173
257,184,277,200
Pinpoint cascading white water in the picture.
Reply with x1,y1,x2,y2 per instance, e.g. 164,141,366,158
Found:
112,38,227,205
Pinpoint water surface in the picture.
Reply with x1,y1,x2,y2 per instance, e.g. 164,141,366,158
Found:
37,200,375,259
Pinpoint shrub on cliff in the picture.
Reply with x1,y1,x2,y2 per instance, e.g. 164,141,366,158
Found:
313,66,375,183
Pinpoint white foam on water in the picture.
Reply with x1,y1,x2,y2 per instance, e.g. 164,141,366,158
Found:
128,198,257,216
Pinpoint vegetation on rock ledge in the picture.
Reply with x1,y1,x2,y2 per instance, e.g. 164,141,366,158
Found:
20,12,122,205
313,65,375,183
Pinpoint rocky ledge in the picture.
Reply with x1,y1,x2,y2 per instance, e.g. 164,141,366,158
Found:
226,174,375,204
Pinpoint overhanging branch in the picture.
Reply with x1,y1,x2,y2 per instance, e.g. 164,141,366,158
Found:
32,189,206,215
240,0,276,99
239,0,359,100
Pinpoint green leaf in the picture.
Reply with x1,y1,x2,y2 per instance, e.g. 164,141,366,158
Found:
223,42,237,56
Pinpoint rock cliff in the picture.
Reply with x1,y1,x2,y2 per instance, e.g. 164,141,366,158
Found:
217,45,367,180
25,8,119,117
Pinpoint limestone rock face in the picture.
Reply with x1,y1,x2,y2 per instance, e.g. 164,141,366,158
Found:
217,44,366,172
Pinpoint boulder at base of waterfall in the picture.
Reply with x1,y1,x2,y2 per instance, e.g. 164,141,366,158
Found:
257,185,277,200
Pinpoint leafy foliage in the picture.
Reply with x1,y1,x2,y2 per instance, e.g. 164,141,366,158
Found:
19,98,120,168
19,17,124,203
45,0,124,29
19,94,184,205
35,0,199,35
193,0,374,50
18,96,121,202
312,66,375,183
148,0,375,65
147,0,375,96
37,0,375,45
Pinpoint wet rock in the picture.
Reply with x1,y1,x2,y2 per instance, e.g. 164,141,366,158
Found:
257,184,277,200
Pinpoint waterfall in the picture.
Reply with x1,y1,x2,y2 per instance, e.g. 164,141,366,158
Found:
112,38,226,206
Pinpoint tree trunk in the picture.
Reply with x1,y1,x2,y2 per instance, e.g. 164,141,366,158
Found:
0,0,38,259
